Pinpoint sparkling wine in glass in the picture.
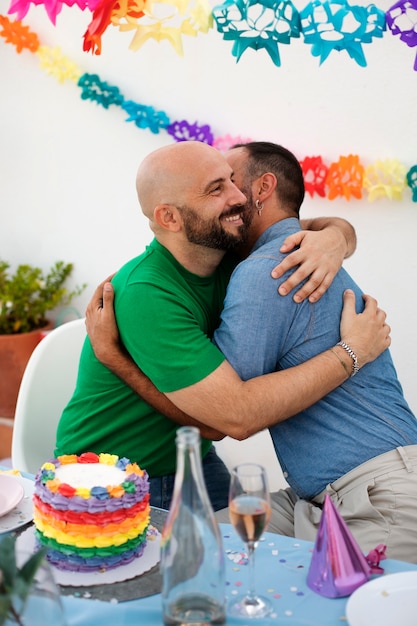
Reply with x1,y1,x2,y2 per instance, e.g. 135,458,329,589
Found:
228,463,272,618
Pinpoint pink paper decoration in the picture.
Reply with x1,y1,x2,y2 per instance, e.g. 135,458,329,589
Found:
307,494,371,598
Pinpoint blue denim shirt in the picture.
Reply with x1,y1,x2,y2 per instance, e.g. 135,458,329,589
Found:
214,218,417,499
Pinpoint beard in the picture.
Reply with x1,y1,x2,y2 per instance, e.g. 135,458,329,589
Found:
176,203,252,251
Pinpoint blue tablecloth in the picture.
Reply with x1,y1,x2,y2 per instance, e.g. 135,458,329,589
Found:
2,467,416,624
61,527,417,626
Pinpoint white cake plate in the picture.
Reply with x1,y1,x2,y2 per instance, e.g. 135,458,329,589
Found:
17,525,161,587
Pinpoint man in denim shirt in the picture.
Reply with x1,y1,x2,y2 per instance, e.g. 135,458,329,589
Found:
213,142,417,562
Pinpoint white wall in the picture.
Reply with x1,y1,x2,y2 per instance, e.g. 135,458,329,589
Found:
1,0,417,424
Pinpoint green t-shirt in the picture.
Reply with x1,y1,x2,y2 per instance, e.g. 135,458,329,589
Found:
55,239,236,477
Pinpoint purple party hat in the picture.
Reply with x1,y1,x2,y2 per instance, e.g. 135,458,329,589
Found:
307,494,371,598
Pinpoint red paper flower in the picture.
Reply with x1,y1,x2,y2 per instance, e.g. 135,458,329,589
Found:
83,0,146,54
300,155,329,198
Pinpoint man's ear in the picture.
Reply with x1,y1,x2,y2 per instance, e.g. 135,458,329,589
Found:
154,205,181,231
257,172,277,202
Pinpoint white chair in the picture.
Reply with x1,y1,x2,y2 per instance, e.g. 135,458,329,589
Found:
11,318,86,474
214,430,289,492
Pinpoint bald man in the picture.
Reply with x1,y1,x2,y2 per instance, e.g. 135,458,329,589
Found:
55,141,389,511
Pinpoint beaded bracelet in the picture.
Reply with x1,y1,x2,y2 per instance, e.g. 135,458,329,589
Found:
336,341,360,377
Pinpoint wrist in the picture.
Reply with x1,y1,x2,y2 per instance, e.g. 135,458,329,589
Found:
336,341,360,377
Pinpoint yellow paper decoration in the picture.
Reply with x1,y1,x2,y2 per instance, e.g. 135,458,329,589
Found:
113,0,213,54
363,159,408,201
36,45,82,83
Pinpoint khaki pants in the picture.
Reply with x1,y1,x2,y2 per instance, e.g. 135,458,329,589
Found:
215,446,417,564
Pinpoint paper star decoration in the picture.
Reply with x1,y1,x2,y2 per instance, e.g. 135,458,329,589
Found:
386,0,417,70
83,0,147,54
213,0,301,66
300,0,386,66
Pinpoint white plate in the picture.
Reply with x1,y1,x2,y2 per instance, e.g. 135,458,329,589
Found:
346,571,417,626
0,474,24,517
0,475,34,532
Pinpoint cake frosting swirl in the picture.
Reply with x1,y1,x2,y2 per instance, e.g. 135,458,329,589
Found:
33,452,151,572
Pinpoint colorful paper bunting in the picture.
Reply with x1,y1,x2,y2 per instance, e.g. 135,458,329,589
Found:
5,0,417,73
1,13,416,203
300,0,386,66
213,0,300,66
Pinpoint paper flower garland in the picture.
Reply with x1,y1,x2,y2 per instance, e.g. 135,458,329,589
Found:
1,13,416,203
213,0,301,66
300,0,386,66
5,0,417,73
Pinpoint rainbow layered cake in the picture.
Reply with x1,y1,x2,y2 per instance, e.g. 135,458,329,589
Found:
33,452,150,572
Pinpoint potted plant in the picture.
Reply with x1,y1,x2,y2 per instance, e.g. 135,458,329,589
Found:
0,260,86,420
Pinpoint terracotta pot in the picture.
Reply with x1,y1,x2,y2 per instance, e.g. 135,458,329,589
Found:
0,321,53,418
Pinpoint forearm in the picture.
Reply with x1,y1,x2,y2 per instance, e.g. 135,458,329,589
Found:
300,217,357,258
168,291,390,440
100,346,226,440
167,347,350,440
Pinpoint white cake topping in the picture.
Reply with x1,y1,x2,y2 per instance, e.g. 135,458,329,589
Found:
54,463,126,489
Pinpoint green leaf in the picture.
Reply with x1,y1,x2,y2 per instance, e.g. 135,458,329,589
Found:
0,594,12,625
0,536,17,589
17,549,47,602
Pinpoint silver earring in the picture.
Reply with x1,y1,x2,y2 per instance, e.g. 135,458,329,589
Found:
255,199,264,216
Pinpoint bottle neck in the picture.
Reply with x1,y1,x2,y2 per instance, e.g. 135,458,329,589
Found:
172,426,211,510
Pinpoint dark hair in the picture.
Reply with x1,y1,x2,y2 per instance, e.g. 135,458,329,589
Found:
233,141,305,216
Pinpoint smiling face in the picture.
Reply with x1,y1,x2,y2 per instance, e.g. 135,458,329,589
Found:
174,143,251,251
137,141,252,251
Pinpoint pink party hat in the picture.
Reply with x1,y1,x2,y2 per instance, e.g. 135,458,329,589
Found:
307,494,371,598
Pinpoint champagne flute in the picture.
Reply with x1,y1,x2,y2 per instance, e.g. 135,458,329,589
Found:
228,463,272,618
